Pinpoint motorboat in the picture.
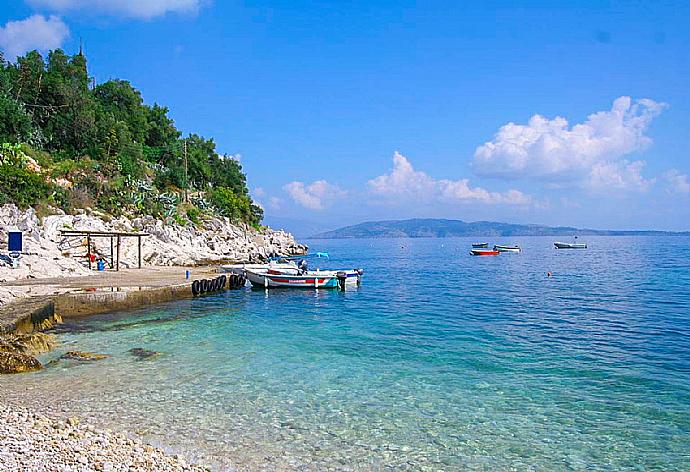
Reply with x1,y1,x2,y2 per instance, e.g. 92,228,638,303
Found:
554,242,587,249
494,245,521,253
246,269,339,289
220,260,300,276
472,242,489,248
470,249,500,256
245,267,363,289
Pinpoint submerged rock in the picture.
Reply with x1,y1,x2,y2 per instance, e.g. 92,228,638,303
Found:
128,347,160,360
60,351,109,361
0,351,42,374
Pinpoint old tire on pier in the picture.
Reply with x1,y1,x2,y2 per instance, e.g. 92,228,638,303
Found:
191,280,201,296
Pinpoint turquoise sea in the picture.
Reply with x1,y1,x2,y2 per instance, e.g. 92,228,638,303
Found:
2,236,689,471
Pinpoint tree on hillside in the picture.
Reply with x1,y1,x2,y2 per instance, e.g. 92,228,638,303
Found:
0,48,263,226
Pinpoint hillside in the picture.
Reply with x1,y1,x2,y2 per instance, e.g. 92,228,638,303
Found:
0,49,261,227
311,218,689,238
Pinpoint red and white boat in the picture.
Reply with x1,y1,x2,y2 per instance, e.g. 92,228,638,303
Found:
245,267,363,289
470,249,500,256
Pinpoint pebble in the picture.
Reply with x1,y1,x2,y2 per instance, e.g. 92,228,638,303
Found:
0,402,210,472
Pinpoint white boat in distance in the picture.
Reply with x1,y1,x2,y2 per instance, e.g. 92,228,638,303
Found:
493,245,521,253
554,242,587,249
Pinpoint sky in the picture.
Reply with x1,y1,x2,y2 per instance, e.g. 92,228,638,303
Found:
1,0,689,233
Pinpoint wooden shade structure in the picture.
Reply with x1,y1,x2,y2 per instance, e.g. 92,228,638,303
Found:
59,230,149,271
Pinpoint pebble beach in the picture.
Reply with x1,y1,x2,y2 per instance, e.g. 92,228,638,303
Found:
0,402,210,472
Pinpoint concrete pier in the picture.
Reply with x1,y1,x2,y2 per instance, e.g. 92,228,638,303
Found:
0,266,222,334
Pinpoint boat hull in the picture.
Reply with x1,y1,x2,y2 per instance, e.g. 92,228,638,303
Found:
554,242,587,249
246,270,339,288
470,249,500,256
494,245,521,253
472,243,489,248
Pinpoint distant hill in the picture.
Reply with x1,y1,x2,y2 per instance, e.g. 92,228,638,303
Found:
310,218,689,238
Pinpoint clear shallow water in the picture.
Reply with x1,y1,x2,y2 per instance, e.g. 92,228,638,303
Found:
2,236,690,471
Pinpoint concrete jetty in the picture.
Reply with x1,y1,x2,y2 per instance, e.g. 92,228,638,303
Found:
0,266,222,334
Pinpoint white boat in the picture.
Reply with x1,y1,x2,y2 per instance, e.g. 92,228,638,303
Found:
493,245,521,253
220,260,300,276
554,242,587,249
245,268,363,289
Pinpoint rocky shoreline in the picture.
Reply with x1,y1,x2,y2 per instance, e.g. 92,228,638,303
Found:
0,204,306,307
0,401,211,471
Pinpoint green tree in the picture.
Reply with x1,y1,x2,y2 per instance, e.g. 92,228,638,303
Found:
93,80,148,144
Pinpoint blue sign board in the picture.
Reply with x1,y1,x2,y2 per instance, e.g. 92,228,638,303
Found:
8,231,22,252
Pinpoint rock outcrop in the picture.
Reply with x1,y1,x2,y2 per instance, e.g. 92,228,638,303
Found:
0,351,42,374
0,204,307,305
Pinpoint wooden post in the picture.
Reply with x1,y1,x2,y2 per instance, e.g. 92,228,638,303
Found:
110,236,114,269
87,234,92,270
138,235,142,269
116,235,121,271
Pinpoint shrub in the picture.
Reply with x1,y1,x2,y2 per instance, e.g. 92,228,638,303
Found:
0,163,55,208
186,206,201,225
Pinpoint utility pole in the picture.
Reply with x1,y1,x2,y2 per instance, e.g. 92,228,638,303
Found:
183,140,188,203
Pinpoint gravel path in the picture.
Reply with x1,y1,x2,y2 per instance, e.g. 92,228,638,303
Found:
0,402,211,472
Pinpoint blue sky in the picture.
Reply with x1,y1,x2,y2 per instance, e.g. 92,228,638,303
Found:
1,1,689,232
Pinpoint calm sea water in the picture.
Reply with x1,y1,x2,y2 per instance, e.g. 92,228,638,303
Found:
2,236,689,471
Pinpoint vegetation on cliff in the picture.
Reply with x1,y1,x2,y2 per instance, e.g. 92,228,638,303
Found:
0,49,262,226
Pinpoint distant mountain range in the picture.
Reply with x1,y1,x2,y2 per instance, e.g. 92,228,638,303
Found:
310,218,689,238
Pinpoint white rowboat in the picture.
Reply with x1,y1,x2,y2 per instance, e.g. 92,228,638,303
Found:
554,242,587,249
494,245,521,253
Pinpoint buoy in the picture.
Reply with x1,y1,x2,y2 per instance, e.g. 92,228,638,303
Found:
192,280,201,296
547,272,552,277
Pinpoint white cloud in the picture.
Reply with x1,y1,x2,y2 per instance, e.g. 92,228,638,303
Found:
252,187,266,198
0,15,69,60
268,196,282,210
588,160,655,191
368,152,531,205
663,169,690,195
473,97,667,184
27,0,203,19
283,180,347,210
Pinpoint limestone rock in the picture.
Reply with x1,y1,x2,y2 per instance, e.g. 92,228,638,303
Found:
60,351,109,361
0,204,307,307
0,351,42,374
128,348,160,360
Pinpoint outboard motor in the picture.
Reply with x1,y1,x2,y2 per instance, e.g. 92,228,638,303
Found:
356,268,364,285
299,259,308,274
336,271,348,291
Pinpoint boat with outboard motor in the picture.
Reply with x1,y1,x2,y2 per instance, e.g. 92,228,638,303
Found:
245,267,363,289
220,259,300,277
494,245,521,253
222,255,364,289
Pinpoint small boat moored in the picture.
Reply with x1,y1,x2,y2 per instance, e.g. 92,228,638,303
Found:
472,242,489,248
554,242,587,249
494,245,521,253
246,269,339,289
246,268,363,289
470,249,500,256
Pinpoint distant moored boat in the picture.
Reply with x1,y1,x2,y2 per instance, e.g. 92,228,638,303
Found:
472,242,489,248
494,245,521,253
470,249,500,256
554,242,587,249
